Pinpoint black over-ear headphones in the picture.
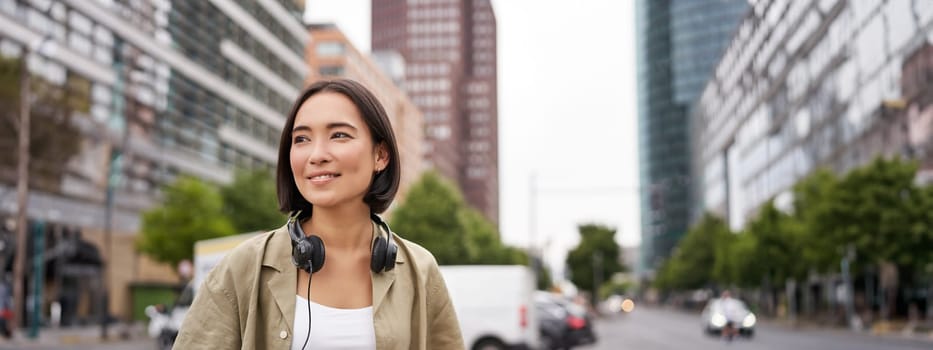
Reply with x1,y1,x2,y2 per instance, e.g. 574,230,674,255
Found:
287,210,398,274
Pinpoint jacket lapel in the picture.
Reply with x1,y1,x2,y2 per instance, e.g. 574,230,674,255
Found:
263,227,297,332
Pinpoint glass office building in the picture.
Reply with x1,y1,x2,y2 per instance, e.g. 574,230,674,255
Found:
635,0,746,275
0,0,305,233
693,0,933,229
0,0,306,319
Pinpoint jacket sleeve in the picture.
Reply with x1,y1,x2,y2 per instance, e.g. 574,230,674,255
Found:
173,266,242,349
426,262,465,350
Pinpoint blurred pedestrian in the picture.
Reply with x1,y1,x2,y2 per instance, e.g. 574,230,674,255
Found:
719,290,741,341
174,79,463,350
0,276,10,339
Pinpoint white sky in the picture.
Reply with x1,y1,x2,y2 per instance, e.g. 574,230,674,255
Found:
305,0,640,276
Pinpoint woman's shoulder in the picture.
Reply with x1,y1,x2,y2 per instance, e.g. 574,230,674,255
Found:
208,227,286,274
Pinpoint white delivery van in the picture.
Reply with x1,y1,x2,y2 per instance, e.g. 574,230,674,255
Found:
440,265,539,350
192,232,259,290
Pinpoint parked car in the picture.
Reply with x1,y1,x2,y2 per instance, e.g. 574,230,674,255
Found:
534,292,597,350
700,295,756,338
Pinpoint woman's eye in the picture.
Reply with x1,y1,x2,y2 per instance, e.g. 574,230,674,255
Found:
332,132,351,139
293,135,309,143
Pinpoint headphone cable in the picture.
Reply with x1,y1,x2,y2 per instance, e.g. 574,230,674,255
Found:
301,273,311,350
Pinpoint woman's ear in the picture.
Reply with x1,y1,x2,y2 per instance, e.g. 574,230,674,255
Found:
374,143,390,172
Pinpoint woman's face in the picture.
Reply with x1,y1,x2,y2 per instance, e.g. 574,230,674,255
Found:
289,92,388,210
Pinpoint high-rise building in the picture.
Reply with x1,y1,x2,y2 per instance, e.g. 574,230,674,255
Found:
371,0,499,224
0,0,306,320
305,23,425,212
635,0,746,275
693,0,933,229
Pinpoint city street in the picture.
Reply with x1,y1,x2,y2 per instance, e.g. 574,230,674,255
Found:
581,306,933,350
0,339,153,350
2,306,932,350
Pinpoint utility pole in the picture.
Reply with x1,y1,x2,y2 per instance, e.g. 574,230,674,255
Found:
12,45,32,336
101,41,126,340
529,172,537,253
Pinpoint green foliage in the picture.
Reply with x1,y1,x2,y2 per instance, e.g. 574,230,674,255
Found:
566,224,626,299
599,278,636,300
790,168,841,273
0,58,83,192
220,168,284,233
536,262,553,291
656,156,933,293
731,201,806,287
655,213,732,290
137,176,236,267
390,171,527,265
460,207,528,265
390,171,473,264
825,157,932,271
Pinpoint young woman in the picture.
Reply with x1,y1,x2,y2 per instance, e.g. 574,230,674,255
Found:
174,79,464,349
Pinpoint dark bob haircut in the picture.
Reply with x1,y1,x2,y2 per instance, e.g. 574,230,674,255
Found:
276,78,401,214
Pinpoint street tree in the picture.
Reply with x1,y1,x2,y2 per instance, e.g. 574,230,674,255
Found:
744,201,806,285
819,157,932,271
137,176,236,267
790,168,840,273
655,213,731,291
459,207,527,265
0,58,83,193
220,168,284,233
566,223,626,301
389,171,474,264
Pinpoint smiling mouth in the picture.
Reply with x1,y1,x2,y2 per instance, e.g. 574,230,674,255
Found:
309,174,339,180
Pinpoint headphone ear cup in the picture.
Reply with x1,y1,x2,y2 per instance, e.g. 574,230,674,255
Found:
384,240,397,272
371,236,386,273
292,238,313,274
308,235,325,273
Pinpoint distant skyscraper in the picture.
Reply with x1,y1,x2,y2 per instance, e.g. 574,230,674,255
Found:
634,0,746,275
371,0,499,225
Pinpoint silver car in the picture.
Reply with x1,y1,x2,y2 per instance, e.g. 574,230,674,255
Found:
700,297,756,338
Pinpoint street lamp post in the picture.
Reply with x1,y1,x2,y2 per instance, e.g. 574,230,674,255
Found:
11,41,33,336
11,36,54,337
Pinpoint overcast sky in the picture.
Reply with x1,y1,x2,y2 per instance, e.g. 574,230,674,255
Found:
305,0,640,276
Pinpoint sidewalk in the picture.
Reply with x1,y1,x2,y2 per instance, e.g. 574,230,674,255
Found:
757,313,933,345
0,322,148,348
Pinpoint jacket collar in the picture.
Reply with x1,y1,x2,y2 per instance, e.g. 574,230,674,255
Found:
263,226,298,332
261,220,406,326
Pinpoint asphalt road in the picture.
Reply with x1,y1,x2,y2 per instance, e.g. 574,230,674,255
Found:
3,307,931,349
578,306,932,350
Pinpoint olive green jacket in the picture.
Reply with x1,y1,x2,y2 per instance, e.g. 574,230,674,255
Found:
173,223,464,350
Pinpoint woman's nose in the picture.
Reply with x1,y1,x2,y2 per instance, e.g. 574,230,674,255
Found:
306,141,332,164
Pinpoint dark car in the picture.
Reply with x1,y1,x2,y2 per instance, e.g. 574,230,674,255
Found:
533,292,597,350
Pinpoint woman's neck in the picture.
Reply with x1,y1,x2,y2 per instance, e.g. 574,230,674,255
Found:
302,205,373,251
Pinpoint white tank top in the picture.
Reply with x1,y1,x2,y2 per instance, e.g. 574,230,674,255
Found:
291,295,376,350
